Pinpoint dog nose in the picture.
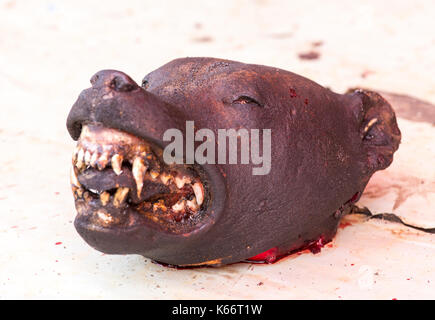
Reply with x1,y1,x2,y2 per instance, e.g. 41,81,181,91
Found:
90,70,138,92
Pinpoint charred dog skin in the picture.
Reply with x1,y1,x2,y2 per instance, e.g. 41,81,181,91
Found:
67,58,401,267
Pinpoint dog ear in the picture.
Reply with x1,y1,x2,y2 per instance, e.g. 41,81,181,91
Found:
350,89,401,173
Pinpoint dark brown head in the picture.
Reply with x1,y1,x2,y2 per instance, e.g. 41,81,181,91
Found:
67,58,400,266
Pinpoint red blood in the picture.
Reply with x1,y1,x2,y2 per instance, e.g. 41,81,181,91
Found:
247,236,330,264
307,236,326,254
55,242,62,245
304,98,309,105
289,88,297,98
350,192,360,203
247,247,278,263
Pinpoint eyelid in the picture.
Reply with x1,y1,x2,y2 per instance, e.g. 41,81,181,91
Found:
232,95,263,107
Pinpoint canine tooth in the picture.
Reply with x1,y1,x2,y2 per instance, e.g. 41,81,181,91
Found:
70,167,81,187
113,187,129,207
90,152,99,167
132,157,147,197
100,192,110,206
76,148,85,169
171,200,185,212
111,154,123,175
192,182,204,206
84,150,92,166
97,152,109,170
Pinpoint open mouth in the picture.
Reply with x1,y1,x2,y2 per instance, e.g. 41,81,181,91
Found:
70,123,208,233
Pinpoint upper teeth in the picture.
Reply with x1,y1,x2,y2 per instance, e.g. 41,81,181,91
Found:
70,167,81,188
97,151,109,170
72,125,206,216
76,148,85,170
192,182,204,206
111,154,123,175
84,150,92,166
90,152,99,167
132,156,147,197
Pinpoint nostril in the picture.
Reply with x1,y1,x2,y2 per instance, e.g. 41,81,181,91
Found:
90,74,99,86
89,70,138,92
110,75,136,92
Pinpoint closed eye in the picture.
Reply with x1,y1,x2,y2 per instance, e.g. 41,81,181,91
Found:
232,96,263,107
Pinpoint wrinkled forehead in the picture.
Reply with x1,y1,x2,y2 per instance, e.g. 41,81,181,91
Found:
144,58,285,95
